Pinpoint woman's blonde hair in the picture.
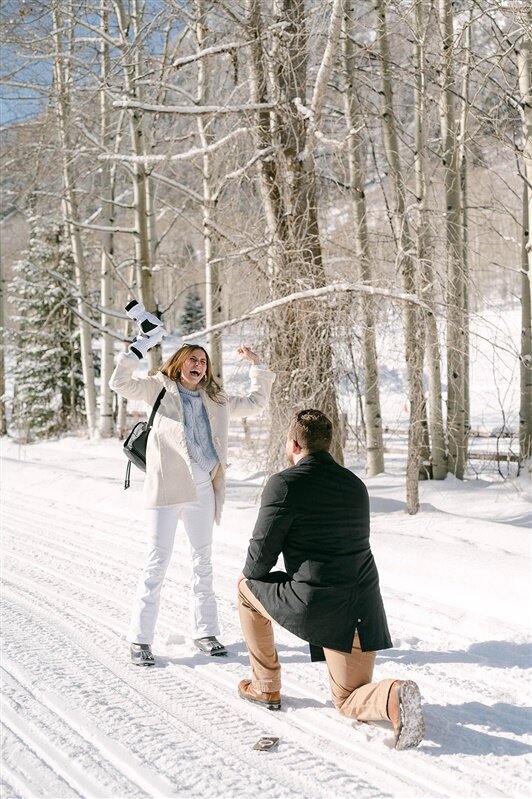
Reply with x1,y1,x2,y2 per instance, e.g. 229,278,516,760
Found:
156,344,225,403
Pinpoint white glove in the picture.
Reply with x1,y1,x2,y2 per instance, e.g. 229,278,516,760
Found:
129,329,164,360
125,300,165,337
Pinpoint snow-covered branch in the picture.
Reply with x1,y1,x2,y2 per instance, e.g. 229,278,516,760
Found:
69,304,129,341
202,218,266,270
172,38,258,67
171,21,290,67
66,219,138,235
41,267,131,339
67,16,122,48
112,100,277,115
150,171,204,204
213,146,279,199
185,283,430,340
98,127,250,164
82,190,131,227
209,241,269,266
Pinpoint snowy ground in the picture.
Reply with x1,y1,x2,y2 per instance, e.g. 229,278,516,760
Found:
2,304,531,798
1,432,531,799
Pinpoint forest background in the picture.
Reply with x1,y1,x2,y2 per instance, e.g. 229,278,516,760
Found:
1,0,531,514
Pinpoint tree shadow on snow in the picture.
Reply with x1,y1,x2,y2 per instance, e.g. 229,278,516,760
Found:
420,701,532,756
369,497,407,514
377,640,532,669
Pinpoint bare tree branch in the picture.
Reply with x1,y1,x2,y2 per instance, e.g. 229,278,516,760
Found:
98,127,251,163
112,100,277,114
186,282,430,340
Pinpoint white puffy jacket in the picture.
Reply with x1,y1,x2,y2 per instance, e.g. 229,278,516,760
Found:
110,353,275,521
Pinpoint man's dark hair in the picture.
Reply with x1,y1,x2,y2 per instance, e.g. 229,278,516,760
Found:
288,409,333,453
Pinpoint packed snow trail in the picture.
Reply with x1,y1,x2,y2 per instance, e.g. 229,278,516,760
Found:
1,438,531,799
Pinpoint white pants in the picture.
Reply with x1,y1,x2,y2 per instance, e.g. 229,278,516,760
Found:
128,464,219,643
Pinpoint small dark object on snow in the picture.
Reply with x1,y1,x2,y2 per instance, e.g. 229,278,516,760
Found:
253,736,279,751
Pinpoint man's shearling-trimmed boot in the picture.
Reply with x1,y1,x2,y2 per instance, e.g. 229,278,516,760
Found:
388,680,425,750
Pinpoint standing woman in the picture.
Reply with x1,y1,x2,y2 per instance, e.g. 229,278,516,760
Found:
110,302,275,665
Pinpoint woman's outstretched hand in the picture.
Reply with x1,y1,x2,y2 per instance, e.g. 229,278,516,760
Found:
236,345,261,366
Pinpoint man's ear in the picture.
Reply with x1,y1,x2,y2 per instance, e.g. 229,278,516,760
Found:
289,438,300,453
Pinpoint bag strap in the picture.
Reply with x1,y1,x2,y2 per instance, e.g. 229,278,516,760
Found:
146,387,166,430
124,460,132,490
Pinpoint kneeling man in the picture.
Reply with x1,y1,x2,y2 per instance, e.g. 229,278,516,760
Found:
238,409,425,750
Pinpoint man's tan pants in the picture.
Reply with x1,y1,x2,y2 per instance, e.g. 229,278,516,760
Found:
238,579,395,722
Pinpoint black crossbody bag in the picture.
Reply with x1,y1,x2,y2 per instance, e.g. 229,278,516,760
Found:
123,387,166,489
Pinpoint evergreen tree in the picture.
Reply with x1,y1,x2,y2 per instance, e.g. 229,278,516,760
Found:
179,288,205,334
10,218,84,442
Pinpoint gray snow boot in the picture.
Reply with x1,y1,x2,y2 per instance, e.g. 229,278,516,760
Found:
130,643,156,667
193,636,227,657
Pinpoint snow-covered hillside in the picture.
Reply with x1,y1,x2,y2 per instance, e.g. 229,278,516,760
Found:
1,431,530,799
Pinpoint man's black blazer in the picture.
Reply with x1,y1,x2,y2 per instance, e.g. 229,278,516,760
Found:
243,451,392,660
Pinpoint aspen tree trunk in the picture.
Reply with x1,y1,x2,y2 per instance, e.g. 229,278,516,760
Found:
374,0,425,512
458,10,472,442
99,2,116,437
196,1,223,381
342,5,384,476
439,0,467,478
414,0,447,479
273,0,343,465
113,0,159,371
147,181,159,292
518,37,532,464
411,0,430,479
245,0,284,277
246,0,343,466
52,2,97,436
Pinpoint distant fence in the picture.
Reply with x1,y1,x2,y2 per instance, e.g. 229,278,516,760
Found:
375,429,521,473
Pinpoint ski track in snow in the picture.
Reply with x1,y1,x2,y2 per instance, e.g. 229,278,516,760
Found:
2,450,532,799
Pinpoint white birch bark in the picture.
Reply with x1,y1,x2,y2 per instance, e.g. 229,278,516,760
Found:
518,37,532,464
245,0,284,280
52,1,97,436
439,0,467,478
112,0,159,370
342,6,384,476
414,0,447,480
374,0,425,512
196,0,223,382
458,10,472,445
98,1,116,437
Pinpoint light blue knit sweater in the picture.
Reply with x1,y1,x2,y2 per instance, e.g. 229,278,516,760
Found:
177,383,219,473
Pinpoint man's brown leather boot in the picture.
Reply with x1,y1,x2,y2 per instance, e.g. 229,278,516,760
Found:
238,679,281,710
